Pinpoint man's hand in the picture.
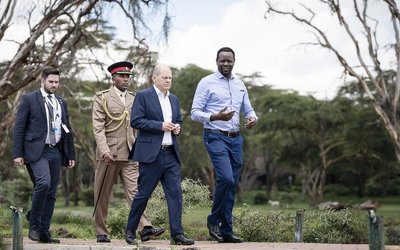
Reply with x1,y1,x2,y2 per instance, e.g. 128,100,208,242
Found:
210,107,235,121
162,121,177,132
172,124,181,135
14,157,24,167
67,160,76,169
245,117,257,129
102,152,115,165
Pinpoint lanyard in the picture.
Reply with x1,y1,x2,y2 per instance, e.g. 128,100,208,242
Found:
45,96,59,121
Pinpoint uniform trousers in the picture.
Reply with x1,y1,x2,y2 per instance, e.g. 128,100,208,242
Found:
203,131,243,236
94,160,152,235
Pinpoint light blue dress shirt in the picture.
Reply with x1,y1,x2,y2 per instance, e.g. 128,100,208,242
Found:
191,71,258,132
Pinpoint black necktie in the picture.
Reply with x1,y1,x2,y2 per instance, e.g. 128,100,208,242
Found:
47,95,56,146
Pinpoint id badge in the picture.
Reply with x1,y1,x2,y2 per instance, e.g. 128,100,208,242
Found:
62,123,70,133
52,122,57,131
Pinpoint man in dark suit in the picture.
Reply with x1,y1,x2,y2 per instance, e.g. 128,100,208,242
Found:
13,66,76,244
125,64,194,245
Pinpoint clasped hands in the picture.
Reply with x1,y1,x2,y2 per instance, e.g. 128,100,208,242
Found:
162,122,181,135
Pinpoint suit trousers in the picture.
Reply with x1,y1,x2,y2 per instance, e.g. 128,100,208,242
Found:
126,148,183,237
29,145,63,232
94,160,152,235
203,131,243,236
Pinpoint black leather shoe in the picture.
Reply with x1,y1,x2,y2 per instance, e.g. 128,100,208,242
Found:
26,210,31,222
207,223,222,242
28,226,39,241
38,231,60,244
171,234,195,245
96,234,111,243
140,226,166,241
220,234,244,243
125,230,137,245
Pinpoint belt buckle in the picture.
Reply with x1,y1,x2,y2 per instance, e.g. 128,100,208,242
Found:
227,131,234,137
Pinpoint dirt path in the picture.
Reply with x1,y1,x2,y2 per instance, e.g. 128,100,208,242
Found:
4,238,400,250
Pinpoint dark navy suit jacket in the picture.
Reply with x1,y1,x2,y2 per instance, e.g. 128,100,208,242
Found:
130,86,182,164
12,90,75,166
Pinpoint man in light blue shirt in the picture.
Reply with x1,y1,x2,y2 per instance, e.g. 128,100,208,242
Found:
191,47,257,243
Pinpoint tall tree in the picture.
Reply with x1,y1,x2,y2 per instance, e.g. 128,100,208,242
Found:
265,0,400,164
0,0,171,204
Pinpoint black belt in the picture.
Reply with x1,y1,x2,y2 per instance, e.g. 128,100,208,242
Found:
204,129,240,138
161,145,173,150
45,143,59,148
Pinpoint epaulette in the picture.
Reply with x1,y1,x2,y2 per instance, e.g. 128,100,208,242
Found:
96,89,109,96
127,91,135,96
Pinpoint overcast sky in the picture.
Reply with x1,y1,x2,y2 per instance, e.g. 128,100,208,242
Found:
151,0,395,99
0,0,394,99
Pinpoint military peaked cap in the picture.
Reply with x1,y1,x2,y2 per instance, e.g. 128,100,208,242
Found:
107,61,133,75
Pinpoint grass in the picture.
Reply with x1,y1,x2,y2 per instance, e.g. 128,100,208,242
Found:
1,191,399,242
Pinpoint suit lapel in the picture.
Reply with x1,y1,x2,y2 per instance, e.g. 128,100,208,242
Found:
149,87,164,120
169,95,176,122
55,95,66,123
35,90,46,119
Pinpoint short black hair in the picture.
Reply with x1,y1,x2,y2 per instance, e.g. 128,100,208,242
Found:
41,66,60,79
216,47,235,60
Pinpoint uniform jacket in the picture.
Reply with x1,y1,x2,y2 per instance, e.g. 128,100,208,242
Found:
12,90,76,166
92,86,135,161
130,86,182,164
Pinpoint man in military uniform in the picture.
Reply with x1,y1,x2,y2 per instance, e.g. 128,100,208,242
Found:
92,61,165,243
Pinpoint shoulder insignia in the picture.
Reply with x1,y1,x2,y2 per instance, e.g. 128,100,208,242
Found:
96,89,109,96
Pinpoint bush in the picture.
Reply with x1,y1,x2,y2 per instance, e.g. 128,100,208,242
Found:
0,206,11,249
79,187,94,206
386,219,400,245
302,209,368,243
108,178,211,239
233,204,369,243
253,193,268,205
0,169,33,210
234,204,294,242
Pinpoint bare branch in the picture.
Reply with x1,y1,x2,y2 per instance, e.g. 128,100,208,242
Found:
0,0,17,41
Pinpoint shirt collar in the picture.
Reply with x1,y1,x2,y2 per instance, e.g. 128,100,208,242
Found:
40,88,55,98
216,71,234,80
153,85,170,98
113,85,126,97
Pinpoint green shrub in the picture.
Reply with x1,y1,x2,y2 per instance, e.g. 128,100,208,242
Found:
0,172,32,210
386,219,400,245
0,206,11,249
108,178,211,239
233,204,369,243
253,193,268,205
234,204,294,242
79,187,94,206
302,209,368,243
